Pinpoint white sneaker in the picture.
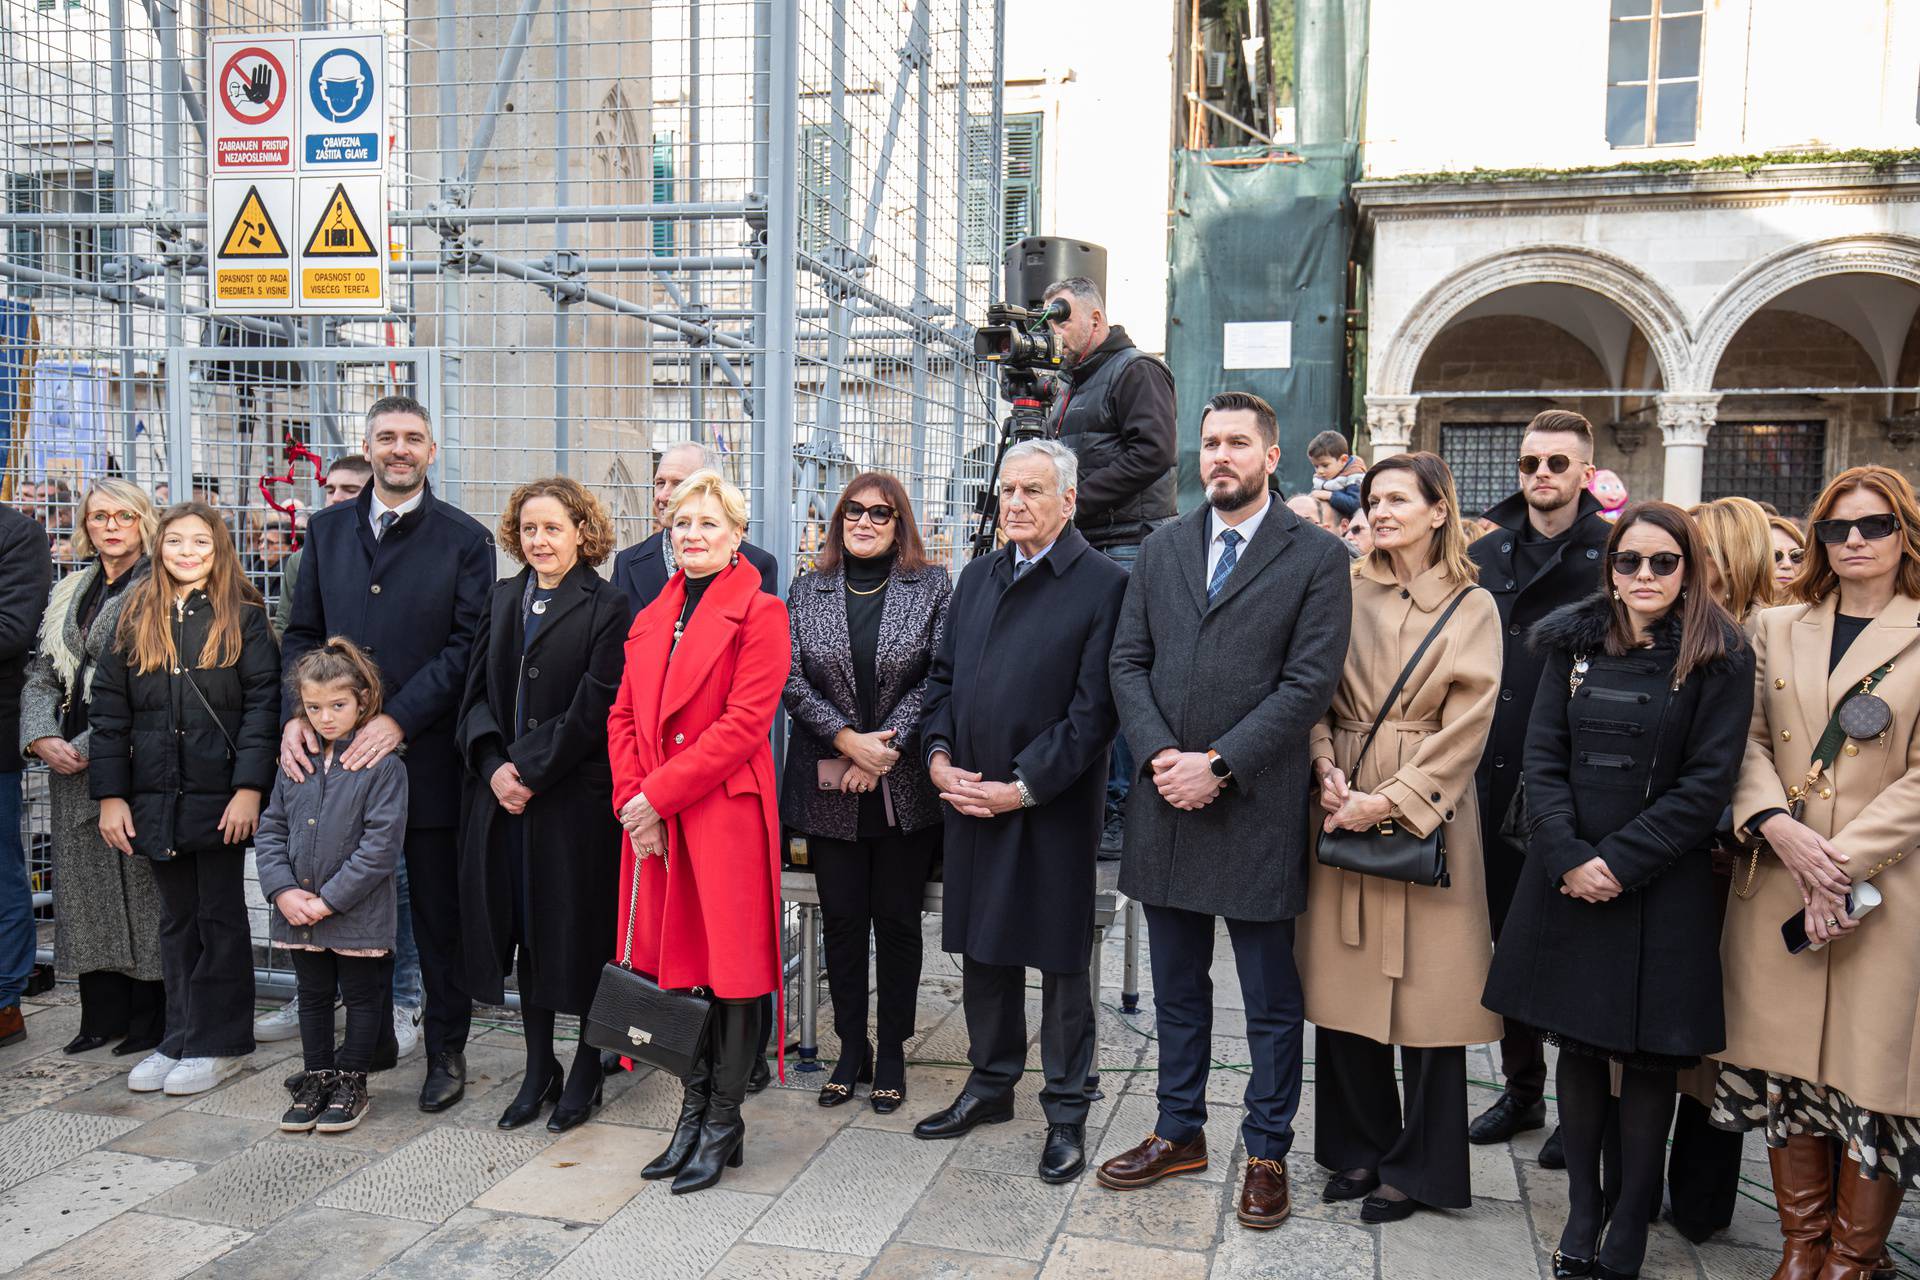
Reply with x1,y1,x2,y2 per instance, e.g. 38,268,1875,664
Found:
128,1051,180,1092
254,996,304,1042
162,1056,247,1096
393,1005,421,1060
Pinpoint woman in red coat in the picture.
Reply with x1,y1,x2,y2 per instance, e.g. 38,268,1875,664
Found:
606,468,790,1196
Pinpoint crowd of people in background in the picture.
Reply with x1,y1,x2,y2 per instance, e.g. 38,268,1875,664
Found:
0,284,1912,1276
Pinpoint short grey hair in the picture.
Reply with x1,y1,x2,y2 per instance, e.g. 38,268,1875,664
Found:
1042,276,1104,315
659,439,718,471
1001,439,1077,495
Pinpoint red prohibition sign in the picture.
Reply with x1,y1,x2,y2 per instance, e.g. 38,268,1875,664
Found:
219,47,288,124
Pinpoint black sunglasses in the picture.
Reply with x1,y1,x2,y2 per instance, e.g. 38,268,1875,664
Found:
842,500,896,527
1774,546,1805,566
1609,550,1684,577
1517,454,1575,476
1811,513,1899,545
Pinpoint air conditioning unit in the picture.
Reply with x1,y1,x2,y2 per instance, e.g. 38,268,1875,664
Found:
1206,51,1228,89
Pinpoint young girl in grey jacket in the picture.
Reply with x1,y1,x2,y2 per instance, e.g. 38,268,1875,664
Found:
254,638,407,1133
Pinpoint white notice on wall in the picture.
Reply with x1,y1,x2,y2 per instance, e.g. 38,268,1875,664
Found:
1222,321,1293,370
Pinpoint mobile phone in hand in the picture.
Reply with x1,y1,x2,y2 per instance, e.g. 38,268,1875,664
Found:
1782,881,1883,954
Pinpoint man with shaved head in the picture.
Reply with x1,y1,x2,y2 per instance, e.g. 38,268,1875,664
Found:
609,440,781,618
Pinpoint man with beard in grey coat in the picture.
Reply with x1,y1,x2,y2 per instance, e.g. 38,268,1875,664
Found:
1097,392,1351,1232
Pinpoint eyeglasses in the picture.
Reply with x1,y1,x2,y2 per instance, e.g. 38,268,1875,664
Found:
1812,514,1900,545
1774,547,1805,566
843,501,895,527
86,510,139,528
1609,550,1684,577
1517,454,1575,476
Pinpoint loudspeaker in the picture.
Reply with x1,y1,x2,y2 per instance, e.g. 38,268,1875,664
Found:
1002,237,1107,311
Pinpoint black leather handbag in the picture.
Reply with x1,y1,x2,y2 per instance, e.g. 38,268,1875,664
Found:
583,855,713,1079
1315,588,1479,889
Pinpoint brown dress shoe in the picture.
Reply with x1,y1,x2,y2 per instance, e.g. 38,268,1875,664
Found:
1096,1131,1208,1190
0,1004,23,1049
1769,1134,1833,1280
1238,1156,1291,1230
1816,1156,1905,1280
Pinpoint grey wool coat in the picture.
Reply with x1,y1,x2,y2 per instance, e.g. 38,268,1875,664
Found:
18,559,164,980
1110,502,1352,919
253,739,408,952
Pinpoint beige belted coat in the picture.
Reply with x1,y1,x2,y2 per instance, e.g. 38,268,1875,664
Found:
1725,594,1920,1118
1298,558,1505,1048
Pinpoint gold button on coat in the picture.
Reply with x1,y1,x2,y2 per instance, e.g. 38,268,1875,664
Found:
1845,743,1859,757
1774,678,1787,689
1782,730,1792,742
1821,788,1834,800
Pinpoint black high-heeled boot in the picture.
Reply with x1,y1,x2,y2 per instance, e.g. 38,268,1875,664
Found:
641,1029,714,1180
672,1000,754,1195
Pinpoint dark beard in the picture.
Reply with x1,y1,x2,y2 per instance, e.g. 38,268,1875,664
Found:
1206,473,1264,513
1524,484,1576,513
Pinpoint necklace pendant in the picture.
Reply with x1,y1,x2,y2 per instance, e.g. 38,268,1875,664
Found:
531,598,548,615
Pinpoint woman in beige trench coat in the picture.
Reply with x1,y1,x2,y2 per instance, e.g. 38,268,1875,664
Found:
1713,465,1920,1280
1301,451,1502,1223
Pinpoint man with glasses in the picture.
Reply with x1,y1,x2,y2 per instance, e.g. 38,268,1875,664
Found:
1465,409,1614,1165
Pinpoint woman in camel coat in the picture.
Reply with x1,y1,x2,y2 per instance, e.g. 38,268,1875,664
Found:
1300,452,1502,1223
1714,465,1920,1280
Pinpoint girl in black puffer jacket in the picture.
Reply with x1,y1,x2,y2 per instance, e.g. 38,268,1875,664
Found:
91,503,281,1097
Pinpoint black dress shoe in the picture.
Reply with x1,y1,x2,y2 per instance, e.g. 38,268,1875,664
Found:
1038,1123,1086,1184
497,1068,563,1129
63,1033,114,1054
911,1091,1014,1140
419,1051,467,1112
1590,1264,1637,1279
1539,1126,1567,1169
1468,1092,1547,1144
548,1085,603,1133
1322,1170,1380,1202
1551,1249,1595,1277
112,1034,163,1057
1360,1192,1423,1224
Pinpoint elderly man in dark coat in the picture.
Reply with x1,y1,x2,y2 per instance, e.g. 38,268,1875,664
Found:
1097,392,1350,1230
912,439,1127,1186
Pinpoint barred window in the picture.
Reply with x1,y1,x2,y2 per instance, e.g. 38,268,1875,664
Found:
1606,0,1702,148
1702,421,1827,522
1439,423,1526,520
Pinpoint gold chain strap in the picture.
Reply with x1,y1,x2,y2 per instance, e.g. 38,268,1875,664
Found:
1731,842,1762,900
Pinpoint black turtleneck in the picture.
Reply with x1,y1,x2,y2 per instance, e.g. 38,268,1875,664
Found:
673,569,718,653
843,548,894,834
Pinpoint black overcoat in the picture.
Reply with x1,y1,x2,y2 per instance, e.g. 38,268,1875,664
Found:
1468,490,1614,932
1109,502,1351,920
89,592,282,859
611,529,780,620
920,526,1127,974
455,562,627,1013
0,502,53,772
282,482,494,829
1481,595,1752,1059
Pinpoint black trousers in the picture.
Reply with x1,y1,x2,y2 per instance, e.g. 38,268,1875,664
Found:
293,949,393,1073
77,970,166,1042
1144,903,1303,1160
149,848,255,1059
1500,1023,1548,1107
811,830,936,1056
399,827,470,1056
1666,1093,1742,1236
1314,1027,1471,1208
961,955,1095,1125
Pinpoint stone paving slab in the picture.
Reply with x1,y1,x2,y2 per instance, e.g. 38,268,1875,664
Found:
107,1109,278,1164
0,1054,121,1122
14,1209,250,1278
471,1119,654,1223
146,1135,367,1229
1064,1169,1228,1251
48,1067,203,1122
1374,1195,1540,1280
895,1165,1080,1261
373,1207,590,1278
867,1243,1041,1278
547,1179,771,1280
1209,1213,1377,1280
195,1204,432,1280
317,1125,552,1223
1038,1233,1211,1279
704,1241,871,1280
0,1149,201,1271
747,1124,955,1256
0,1107,143,1191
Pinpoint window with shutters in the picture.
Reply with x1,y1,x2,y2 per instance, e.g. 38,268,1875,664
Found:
1606,0,1702,147
799,123,843,257
6,168,113,298
964,112,1042,264
651,132,675,255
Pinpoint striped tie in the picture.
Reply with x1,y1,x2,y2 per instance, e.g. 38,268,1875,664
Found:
1208,528,1241,602
377,510,398,539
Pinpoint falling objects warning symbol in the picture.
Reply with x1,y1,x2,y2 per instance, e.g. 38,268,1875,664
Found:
217,186,287,258
303,183,376,257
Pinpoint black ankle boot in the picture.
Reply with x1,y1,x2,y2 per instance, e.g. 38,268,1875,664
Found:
642,1030,715,1180
498,1057,564,1129
673,1000,754,1195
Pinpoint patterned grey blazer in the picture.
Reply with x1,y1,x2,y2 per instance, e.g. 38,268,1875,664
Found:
780,560,951,839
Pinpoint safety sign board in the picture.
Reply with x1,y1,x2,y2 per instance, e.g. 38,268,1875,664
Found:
209,36,296,171
296,175,387,311
211,178,296,310
297,32,384,170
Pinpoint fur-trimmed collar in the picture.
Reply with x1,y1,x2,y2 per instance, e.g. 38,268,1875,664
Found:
1529,591,1745,672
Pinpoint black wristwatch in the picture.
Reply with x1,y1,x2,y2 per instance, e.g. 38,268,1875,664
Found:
1207,749,1232,783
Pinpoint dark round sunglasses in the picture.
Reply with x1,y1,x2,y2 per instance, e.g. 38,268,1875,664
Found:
1609,550,1683,577
1774,546,1805,566
1517,454,1574,476
842,500,896,527
1811,513,1899,545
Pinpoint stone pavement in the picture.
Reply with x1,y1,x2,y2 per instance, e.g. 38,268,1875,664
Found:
1,919,1912,1279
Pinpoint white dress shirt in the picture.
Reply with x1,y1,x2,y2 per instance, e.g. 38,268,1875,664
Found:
1206,493,1270,582
1012,538,1057,577
369,487,424,537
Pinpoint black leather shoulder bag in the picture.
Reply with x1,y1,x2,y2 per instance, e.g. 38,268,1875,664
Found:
584,853,714,1079
1315,587,1479,888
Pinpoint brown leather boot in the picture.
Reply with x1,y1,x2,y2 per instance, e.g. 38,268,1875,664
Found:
0,1004,23,1048
1816,1156,1905,1280
1769,1135,1833,1280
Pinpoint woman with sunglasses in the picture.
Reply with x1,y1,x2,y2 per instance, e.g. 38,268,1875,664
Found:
1483,502,1751,1279
780,473,950,1113
1769,516,1807,594
1713,466,1920,1280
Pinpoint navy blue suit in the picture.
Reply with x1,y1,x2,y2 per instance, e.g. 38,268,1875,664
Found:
283,480,494,1056
610,529,780,619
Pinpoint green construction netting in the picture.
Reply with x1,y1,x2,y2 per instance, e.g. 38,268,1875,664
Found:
1165,141,1356,505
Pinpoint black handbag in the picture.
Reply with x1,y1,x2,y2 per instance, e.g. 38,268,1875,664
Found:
1315,588,1479,889
583,852,713,1079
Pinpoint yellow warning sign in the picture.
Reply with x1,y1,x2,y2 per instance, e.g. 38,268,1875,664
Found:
303,182,376,257
301,266,381,298
217,268,291,302
217,186,287,258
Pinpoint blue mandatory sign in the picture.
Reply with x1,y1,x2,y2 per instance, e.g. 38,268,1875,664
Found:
305,46,377,164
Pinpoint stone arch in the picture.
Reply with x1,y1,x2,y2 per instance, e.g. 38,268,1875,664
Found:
1378,244,1692,397
1691,234,1920,389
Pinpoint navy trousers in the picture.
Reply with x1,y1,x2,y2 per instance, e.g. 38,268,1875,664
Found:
1143,903,1303,1160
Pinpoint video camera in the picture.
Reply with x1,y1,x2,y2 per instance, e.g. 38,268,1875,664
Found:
972,298,1068,430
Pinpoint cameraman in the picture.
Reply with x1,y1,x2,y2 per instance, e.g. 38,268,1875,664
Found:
1042,276,1177,854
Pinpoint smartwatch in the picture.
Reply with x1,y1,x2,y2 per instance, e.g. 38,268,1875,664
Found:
1207,749,1232,783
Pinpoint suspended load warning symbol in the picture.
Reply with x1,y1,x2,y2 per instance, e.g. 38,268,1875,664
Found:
303,183,376,256
217,186,287,258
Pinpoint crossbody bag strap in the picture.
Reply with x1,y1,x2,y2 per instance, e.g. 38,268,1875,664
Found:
1346,587,1478,781
181,668,239,757
1805,660,1894,784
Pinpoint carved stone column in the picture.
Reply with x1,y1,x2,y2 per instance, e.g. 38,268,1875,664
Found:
1657,393,1720,507
1364,395,1419,463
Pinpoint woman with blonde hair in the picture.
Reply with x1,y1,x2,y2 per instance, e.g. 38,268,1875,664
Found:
1300,451,1503,1222
1690,496,1779,626
20,479,165,1056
